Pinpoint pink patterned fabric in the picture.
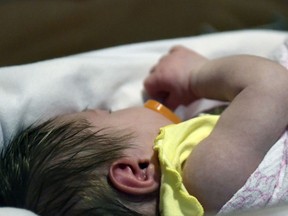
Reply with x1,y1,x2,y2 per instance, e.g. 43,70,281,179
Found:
218,131,288,214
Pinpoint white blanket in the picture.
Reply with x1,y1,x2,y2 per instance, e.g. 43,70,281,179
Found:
0,30,287,216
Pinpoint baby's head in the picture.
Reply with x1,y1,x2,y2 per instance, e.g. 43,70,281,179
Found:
0,106,173,215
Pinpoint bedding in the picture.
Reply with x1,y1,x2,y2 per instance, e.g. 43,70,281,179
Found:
218,131,288,214
0,29,287,215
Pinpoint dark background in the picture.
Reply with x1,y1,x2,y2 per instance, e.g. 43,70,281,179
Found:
0,0,287,66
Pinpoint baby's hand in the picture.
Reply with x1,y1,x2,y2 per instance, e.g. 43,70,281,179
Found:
144,46,208,110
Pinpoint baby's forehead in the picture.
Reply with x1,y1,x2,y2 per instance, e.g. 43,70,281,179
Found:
55,111,118,130
57,111,87,121
50,112,90,129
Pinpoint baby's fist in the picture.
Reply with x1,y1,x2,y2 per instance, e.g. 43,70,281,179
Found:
144,46,208,110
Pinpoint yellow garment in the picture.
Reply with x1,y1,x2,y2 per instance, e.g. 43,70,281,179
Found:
154,115,219,216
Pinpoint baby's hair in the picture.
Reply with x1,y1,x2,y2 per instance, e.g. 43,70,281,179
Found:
0,117,154,215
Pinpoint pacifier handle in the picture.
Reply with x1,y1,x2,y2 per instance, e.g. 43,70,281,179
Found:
144,100,181,124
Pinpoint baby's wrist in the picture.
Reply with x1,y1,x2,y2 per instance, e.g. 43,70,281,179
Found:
188,62,208,99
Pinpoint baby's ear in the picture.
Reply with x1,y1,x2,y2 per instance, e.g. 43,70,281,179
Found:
109,158,159,195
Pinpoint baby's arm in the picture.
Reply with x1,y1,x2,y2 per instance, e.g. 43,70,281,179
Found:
144,46,288,211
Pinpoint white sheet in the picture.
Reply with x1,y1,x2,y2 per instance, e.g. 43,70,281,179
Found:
0,30,287,215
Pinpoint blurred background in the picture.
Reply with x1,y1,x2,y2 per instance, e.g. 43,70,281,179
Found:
0,0,287,66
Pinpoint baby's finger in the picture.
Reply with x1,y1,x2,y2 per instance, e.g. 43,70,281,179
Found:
144,74,169,100
169,45,185,53
158,54,169,63
143,75,161,98
149,65,157,74
162,93,181,111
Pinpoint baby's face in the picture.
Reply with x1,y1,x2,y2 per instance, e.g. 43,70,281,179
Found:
66,106,173,162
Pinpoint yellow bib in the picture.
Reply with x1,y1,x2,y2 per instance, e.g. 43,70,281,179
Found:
154,115,219,216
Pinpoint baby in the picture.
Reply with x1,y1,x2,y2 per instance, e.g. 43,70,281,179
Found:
1,46,288,216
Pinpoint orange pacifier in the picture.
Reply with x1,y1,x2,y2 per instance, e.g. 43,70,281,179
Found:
144,99,181,124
